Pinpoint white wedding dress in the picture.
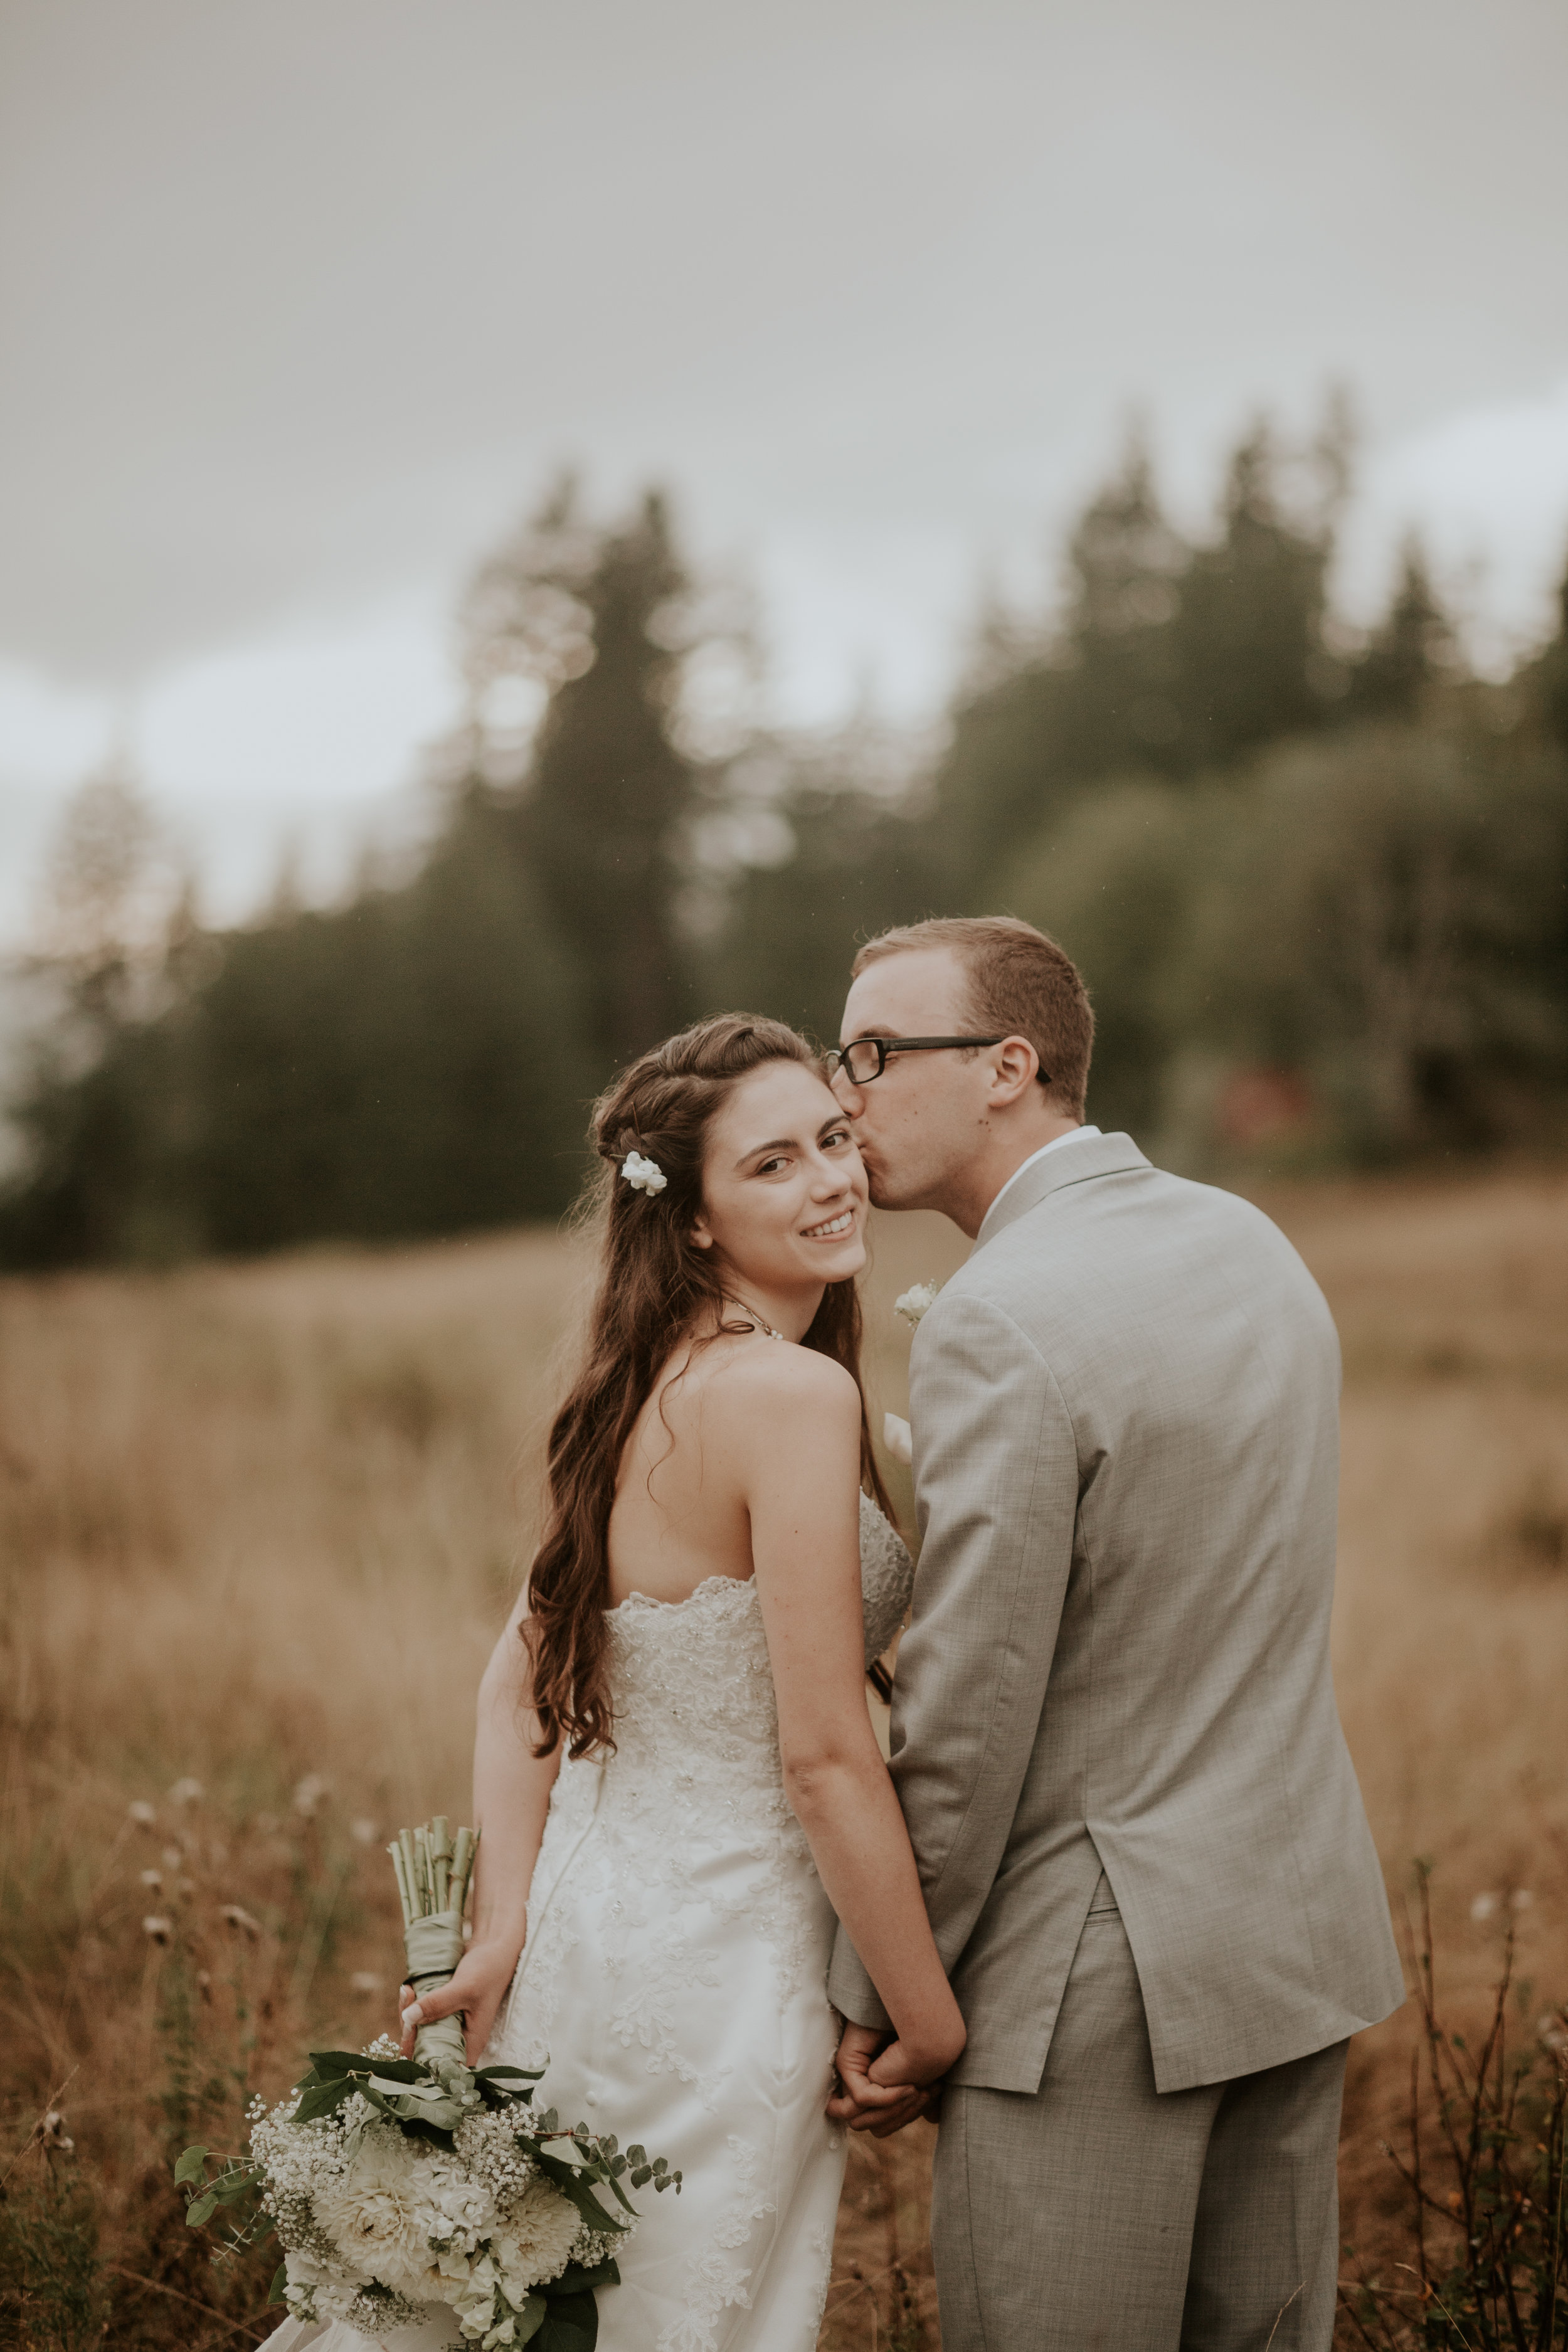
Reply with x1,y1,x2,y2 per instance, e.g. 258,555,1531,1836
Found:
267,1493,912,2352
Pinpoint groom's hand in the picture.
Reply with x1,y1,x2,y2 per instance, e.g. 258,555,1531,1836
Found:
827,2021,937,2137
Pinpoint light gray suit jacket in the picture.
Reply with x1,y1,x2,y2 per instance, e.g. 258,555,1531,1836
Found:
829,1133,1404,2094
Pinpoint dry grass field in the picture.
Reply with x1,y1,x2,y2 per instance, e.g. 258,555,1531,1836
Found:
3,1168,1567,2348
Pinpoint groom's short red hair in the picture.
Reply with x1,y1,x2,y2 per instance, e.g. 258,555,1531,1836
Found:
851,915,1094,1121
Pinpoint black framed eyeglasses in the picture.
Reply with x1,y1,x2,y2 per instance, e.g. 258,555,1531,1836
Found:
826,1035,1051,1086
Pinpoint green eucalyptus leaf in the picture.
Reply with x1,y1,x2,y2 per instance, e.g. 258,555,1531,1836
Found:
174,2146,208,2185
267,2263,289,2307
515,2292,548,2344
532,2153,630,2235
185,2191,218,2228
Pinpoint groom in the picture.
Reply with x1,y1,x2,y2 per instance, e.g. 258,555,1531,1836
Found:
824,916,1403,2351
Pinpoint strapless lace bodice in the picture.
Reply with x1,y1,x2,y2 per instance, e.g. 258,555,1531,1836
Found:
857,1488,914,1661
601,1493,912,1818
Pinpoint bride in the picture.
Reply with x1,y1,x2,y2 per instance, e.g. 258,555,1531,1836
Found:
271,1014,963,2352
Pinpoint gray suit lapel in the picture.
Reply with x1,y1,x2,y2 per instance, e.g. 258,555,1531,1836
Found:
975,1131,1152,1251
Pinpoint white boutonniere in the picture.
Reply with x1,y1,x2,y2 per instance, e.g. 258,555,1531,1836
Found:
894,1280,941,1329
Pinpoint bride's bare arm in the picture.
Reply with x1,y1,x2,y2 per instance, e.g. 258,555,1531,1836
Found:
738,1350,966,2088
400,1596,561,2065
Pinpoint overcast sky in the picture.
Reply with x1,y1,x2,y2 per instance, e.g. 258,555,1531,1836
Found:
3,0,1567,938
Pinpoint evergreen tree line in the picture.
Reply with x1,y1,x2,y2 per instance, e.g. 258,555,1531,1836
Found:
5,415,1568,1268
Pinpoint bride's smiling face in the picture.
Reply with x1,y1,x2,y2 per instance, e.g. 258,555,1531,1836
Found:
691,1061,869,1299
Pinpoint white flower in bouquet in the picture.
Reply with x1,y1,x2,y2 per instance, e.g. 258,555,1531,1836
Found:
283,2242,354,2320
408,2154,500,2265
495,2173,580,2287
894,1280,941,1329
310,2131,426,2287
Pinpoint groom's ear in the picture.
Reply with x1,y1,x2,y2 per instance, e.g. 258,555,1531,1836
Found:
690,1213,714,1251
989,1036,1041,1105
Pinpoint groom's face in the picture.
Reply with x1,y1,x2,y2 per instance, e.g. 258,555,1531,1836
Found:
833,948,996,1212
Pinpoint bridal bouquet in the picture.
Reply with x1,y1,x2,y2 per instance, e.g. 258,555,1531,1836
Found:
177,1818,679,2351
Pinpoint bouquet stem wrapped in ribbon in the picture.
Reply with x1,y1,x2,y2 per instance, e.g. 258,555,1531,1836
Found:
389,1813,476,2067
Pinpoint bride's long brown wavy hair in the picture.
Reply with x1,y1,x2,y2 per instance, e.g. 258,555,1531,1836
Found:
526,1013,894,1760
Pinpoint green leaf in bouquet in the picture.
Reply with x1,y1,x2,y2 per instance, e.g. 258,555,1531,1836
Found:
367,2073,453,2103
532,2153,630,2236
536,2287,598,2352
512,2291,548,2346
267,2263,289,2307
184,2191,219,2228
629,2166,652,2189
352,2055,424,2084
292,2076,359,2124
301,2050,374,2079
551,2259,620,2296
174,2146,208,2185
623,2146,646,2168
377,2090,466,2131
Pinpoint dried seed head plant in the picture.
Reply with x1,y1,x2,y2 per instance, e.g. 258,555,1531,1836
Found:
3,1174,1567,2347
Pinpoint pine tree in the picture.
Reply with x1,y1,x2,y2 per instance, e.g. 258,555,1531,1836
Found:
1168,421,1337,770
928,438,1192,889
460,482,703,1074
1053,432,1189,778
1347,536,1459,722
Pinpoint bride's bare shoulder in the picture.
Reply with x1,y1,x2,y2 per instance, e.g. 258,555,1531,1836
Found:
710,1340,861,1428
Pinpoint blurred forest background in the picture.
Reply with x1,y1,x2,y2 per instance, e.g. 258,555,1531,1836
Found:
6,400,1568,1268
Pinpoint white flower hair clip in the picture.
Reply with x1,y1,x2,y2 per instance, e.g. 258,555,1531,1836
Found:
894,1280,941,1329
620,1148,667,1195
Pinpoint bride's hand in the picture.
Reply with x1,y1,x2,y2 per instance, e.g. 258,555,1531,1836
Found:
398,1937,522,2066
867,2026,963,2092
828,2020,946,2138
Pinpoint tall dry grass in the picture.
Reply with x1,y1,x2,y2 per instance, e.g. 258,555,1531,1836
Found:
3,1175,1566,2346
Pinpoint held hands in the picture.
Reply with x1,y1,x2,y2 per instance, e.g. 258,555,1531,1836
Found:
398,1937,521,2067
826,2019,961,2139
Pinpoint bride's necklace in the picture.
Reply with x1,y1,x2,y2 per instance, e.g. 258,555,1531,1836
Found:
727,1296,787,1341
